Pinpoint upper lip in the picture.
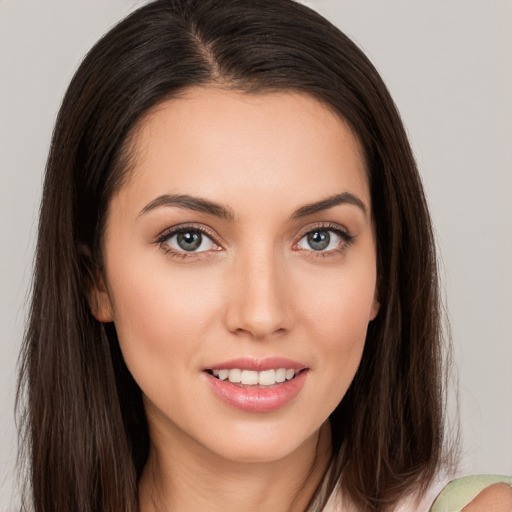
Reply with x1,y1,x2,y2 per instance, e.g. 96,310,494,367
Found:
205,357,307,372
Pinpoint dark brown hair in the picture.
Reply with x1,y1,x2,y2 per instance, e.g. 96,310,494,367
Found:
17,1,452,511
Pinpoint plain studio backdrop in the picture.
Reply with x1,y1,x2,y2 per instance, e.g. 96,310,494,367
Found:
0,0,511,509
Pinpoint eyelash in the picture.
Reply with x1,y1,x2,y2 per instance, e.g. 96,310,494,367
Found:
155,223,221,261
294,222,355,258
154,222,354,261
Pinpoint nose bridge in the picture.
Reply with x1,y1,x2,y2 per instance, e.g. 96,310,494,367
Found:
225,242,290,339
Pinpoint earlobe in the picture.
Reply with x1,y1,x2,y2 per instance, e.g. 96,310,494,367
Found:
369,288,380,321
89,280,114,323
369,299,380,321
87,270,114,323
81,244,114,323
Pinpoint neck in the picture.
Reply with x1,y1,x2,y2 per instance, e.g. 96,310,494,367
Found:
138,422,332,512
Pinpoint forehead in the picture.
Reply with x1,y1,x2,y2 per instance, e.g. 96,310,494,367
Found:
117,87,370,215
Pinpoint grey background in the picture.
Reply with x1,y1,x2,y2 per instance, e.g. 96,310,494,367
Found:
1,1,511,509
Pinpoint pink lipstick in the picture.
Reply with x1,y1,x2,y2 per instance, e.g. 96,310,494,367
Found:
203,357,308,413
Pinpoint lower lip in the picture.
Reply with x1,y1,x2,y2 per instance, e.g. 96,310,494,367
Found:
204,370,308,413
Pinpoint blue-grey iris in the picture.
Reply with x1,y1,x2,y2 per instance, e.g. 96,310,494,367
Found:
308,230,330,250
177,231,202,251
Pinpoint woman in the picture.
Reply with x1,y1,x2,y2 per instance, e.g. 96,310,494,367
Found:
15,1,511,511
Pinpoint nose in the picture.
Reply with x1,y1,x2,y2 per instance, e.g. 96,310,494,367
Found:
224,248,292,340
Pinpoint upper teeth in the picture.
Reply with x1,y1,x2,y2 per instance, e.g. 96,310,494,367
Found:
212,368,298,385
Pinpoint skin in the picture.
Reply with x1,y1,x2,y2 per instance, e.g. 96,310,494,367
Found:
87,87,368,512
92,87,379,512
89,88,509,512
461,484,512,512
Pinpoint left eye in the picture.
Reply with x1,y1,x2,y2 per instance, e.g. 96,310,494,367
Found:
297,229,345,252
164,229,216,252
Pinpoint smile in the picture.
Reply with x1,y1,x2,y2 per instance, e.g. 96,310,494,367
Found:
204,358,309,412
208,368,299,386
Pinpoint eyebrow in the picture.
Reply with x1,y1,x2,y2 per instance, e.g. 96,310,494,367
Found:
138,194,236,220
138,191,367,220
290,192,367,219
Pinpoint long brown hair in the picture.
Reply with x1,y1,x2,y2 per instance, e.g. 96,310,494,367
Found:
17,1,453,511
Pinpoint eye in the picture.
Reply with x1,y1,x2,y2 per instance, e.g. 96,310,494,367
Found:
161,228,217,253
296,227,352,252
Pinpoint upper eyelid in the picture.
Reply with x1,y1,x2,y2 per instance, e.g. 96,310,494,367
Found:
156,223,220,244
295,221,351,239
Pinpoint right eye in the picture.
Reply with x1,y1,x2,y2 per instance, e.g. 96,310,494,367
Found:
161,228,217,253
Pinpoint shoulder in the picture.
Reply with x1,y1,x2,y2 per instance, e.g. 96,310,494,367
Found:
462,483,512,511
430,474,512,512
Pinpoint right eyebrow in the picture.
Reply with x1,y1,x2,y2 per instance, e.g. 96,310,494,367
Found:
137,194,236,221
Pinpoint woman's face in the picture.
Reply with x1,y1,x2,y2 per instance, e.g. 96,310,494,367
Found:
93,88,379,464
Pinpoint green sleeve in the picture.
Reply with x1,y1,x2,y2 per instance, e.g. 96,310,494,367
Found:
430,474,512,511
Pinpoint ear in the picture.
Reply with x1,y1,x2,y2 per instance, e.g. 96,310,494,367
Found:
88,271,114,323
369,289,380,321
81,244,114,323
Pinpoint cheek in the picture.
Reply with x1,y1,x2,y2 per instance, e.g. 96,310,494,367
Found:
106,260,221,378
301,262,376,343
296,258,376,391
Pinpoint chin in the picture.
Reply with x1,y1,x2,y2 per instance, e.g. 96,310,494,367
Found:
195,416,324,465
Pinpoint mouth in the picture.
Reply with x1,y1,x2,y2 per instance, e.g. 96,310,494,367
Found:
205,367,306,387
203,357,309,412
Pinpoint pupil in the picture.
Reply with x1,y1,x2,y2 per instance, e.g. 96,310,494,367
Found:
308,230,330,251
177,231,201,251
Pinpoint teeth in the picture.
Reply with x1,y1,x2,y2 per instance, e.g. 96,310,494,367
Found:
218,369,229,381
228,368,242,383
241,370,258,385
275,368,286,383
211,368,300,385
258,369,275,386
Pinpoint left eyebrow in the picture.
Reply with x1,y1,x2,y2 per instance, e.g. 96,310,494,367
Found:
290,192,368,219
